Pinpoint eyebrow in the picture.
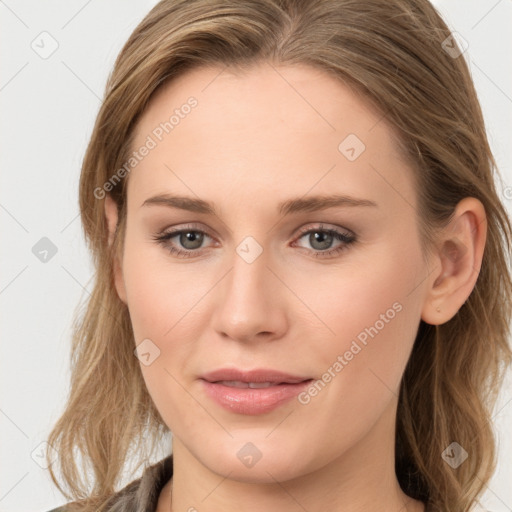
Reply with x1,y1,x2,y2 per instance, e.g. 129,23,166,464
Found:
141,193,378,215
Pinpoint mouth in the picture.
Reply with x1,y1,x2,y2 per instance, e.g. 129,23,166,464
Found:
201,367,312,384
212,380,299,388
199,368,314,415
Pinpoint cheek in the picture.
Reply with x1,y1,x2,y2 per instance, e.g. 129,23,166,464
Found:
120,236,208,430
299,236,425,393
311,236,420,322
120,232,213,345
288,239,425,455
120,231,235,418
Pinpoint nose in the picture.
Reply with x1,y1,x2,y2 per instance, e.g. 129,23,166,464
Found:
211,242,288,343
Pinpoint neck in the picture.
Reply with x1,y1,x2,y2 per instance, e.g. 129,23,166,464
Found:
163,399,425,512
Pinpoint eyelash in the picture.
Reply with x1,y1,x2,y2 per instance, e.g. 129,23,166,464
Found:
151,223,356,259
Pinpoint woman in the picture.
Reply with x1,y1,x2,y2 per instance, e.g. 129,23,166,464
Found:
45,1,512,511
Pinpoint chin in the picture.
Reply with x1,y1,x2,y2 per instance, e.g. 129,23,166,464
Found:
193,437,308,484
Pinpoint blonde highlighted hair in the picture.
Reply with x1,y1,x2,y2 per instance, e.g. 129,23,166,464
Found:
47,1,512,511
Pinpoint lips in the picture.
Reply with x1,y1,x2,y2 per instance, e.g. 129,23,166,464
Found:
199,368,313,415
201,368,311,384
216,381,281,388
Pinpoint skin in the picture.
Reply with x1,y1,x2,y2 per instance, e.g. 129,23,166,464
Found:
104,61,486,512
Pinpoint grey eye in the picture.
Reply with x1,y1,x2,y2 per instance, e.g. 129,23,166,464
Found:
306,231,335,251
179,231,205,250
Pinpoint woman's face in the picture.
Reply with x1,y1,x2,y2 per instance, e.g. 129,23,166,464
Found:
111,62,434,482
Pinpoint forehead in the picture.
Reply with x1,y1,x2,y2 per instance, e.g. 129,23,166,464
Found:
126,62,416,218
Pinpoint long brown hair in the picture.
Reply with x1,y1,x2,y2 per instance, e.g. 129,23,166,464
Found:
46,1,512,511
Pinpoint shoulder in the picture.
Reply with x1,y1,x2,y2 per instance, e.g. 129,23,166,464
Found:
43,503,87,512
43,453,173,512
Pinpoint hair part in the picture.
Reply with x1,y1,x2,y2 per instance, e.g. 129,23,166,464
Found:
47,1,512,511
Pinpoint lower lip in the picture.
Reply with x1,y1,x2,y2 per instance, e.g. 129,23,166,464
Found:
200,379,313,415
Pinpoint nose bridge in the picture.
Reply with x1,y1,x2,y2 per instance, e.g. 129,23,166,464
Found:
227,235,272,311
213,233,285,340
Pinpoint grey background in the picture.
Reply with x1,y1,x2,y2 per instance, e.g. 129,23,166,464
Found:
1,1,511,511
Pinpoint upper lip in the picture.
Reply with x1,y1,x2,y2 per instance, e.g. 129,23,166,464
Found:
201,368,312,384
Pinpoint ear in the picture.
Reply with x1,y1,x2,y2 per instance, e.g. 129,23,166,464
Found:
421,197,487,325
104,194,127,304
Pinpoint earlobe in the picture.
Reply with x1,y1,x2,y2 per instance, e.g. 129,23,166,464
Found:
421,197,487,325
104,194,128,304
104,193,119,248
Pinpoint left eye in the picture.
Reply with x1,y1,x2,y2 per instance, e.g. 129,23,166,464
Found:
152,224,356,259
293,227,354,252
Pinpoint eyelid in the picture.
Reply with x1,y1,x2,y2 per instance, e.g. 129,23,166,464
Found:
161,222,217,239
294,222,354,239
